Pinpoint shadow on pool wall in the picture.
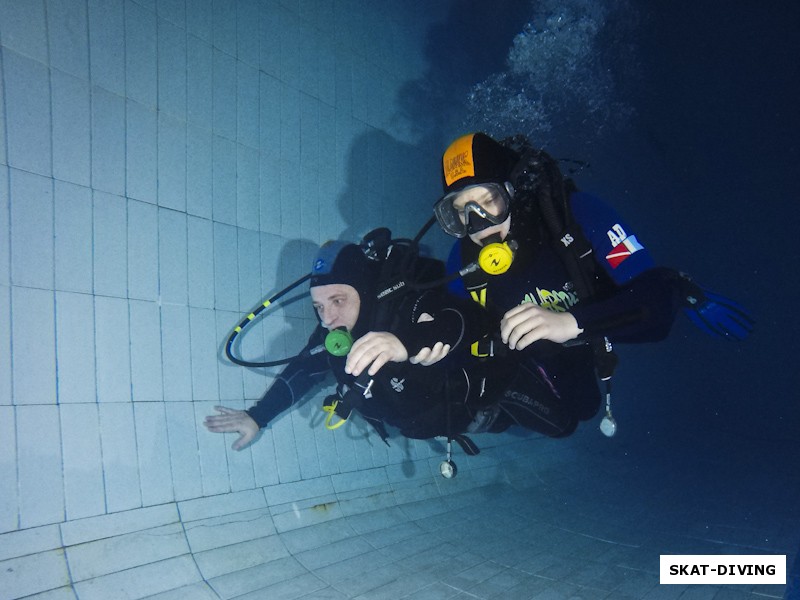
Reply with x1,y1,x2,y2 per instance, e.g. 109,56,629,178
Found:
1,0,799,598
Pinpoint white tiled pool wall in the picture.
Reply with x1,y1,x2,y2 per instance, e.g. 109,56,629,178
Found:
0,1,537,598
1,2,796,599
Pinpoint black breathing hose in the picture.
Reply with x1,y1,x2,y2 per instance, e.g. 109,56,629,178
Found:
224,273,314,368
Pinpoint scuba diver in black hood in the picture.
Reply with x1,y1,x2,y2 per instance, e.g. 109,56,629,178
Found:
427,132,754,437
204,239,498,451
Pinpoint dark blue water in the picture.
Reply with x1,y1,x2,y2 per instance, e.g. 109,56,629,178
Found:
408,1,800,595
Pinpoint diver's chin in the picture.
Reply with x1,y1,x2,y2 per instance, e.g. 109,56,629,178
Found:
469,217,511,246
472,228,506,246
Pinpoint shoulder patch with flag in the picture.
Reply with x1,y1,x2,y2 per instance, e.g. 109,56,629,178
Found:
605,224,644,269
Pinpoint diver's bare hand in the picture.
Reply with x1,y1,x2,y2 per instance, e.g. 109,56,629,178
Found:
204,406,259,451
409,342,451,366
500,304,583,350
345,331,409,377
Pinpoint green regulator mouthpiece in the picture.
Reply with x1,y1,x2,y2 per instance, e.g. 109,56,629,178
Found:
324,327,353,356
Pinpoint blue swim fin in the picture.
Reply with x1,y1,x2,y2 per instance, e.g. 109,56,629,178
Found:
680,276,754,341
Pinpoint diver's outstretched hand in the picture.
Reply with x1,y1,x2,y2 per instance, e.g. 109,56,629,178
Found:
204,406,259,451
500,303,583,350
345,331,408,377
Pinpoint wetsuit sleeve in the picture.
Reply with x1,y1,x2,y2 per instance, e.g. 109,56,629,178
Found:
391,289,495,356
570,191,656,284
570,266,683,343
245,330,331,428
562,192,682,342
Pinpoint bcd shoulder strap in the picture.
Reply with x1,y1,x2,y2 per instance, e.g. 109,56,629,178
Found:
502,138,618,380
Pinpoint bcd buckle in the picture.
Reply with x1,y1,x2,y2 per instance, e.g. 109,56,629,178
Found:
322,395,350,430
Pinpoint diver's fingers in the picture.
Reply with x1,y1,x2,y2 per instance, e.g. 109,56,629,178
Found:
501,306,546,349
411,342,450,366
345,337,379,376
501,306,581,348
204,416,242,432
513,328,549,351
204,410,259,450
346,332,408,376
506,320,545,350
230,425,258,451
409,347,431,365
366,351,393,376
344,333,378,375
349,345,389,377
231,432,249,451
502,303,530,317
363,335,408,376
344,331,381,376
433,343,452,362
204,406,242,427
204,412,248,432
500,304,541,344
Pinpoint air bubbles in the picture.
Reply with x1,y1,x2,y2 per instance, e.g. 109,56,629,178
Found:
464,0,638,145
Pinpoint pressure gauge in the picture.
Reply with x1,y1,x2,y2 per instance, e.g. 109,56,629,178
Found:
600,414,617,437
439,460,457,479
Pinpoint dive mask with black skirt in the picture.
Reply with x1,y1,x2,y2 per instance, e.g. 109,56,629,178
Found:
433,182,513,238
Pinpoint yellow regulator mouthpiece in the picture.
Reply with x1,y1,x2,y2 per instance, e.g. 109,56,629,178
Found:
478,241,514,275
324,327,353,356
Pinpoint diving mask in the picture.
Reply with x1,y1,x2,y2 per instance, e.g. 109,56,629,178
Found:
433,183,513,238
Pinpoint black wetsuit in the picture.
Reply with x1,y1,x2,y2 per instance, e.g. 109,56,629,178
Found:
447,191,683,437
246,287,493,441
